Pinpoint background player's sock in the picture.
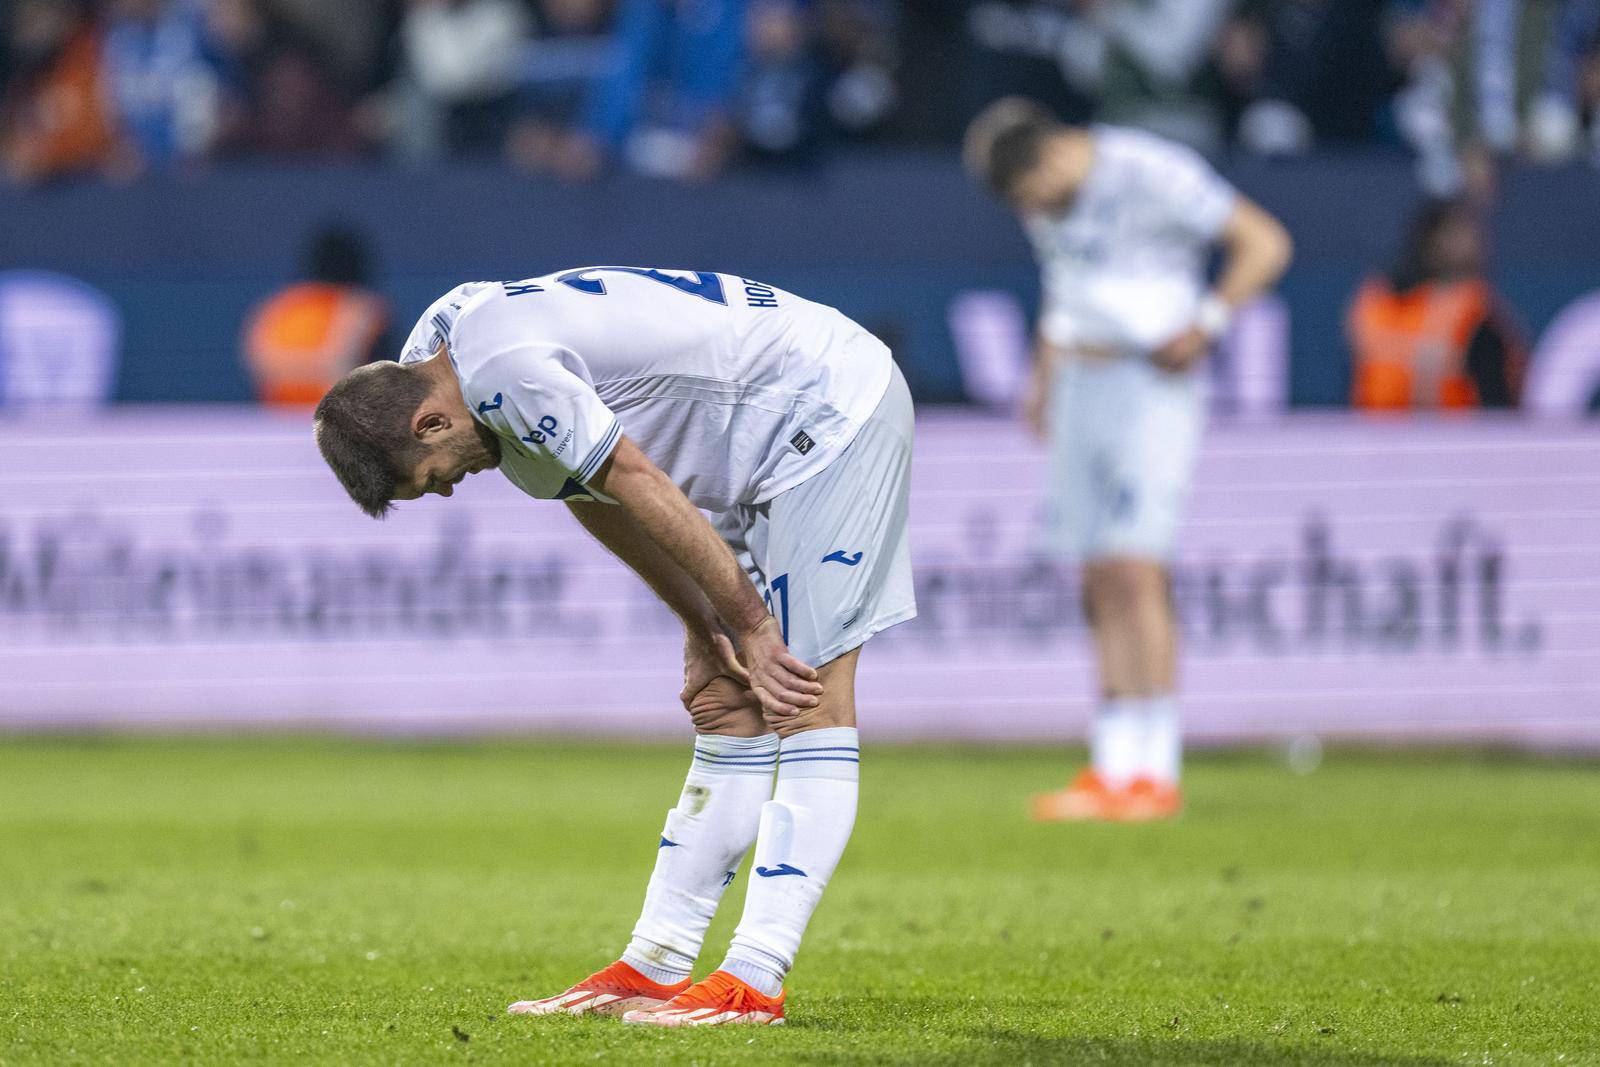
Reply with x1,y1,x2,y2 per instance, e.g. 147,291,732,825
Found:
621,732,777,984
1089,699,1142,788
1138,695,1181,784
719,727,859,996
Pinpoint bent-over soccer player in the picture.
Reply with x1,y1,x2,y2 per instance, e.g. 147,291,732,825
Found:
313,267,916,1027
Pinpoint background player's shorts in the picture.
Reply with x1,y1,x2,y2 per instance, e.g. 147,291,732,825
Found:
1046,356,1206,562
713,362,916,667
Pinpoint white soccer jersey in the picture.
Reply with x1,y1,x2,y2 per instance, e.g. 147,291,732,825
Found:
1026,125,1238,353
397,268,892,512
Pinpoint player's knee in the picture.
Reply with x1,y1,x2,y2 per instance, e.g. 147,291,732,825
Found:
692,707,769,737
766,647,858,737
769,703,855,739
687,677,768,737
1086,558,1161,616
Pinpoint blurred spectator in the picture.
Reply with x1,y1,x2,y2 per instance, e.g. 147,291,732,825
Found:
907,0,1234,151
924,0,1098,140
1222,0,1395,155
1,0,121,185
1347,198,1526,410
242,225,391,408
268,0,400,94
563,0,746,180
387,0,531,161
738,0,819,159
1390,0,1600,196
505,0,615,173
1527,0,1600,163
101,0,222,174
202,0,364,157
816,1,897,139
1086,0,1238,153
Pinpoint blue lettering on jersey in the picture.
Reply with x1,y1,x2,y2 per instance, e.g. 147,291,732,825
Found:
659,836,681,849
822,550,863,567
476,393,503,414
502,281,544,296
556,267,727,305
741,278,779,308
763,573,790,646
721,870,737,886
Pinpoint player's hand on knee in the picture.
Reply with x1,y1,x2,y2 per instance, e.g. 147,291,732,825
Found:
681,629,747,710
738,617,822,719
685,675,763,734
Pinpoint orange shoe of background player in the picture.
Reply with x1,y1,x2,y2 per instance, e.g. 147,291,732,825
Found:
1119,776,1183,821
622,970,785,1027
1031,769,1123,822
507,959,690,1017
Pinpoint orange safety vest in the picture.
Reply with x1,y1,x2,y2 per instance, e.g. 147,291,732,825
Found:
242,283,388,406
1347,277,1489,410
1,28,117,180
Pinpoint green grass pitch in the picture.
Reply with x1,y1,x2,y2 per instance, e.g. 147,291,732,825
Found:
2,738,1598,1065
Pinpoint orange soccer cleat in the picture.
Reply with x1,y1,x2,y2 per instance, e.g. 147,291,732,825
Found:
621,970,786,1027
1031,770,1184,822
1031,768,1123,822
507,959,690,1017
1119,776,1183,821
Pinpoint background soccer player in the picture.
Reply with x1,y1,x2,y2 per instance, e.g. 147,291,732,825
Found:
965,100,1293,822
312,267,915,1026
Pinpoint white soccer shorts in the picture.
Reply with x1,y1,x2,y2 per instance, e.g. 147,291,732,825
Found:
713,363,917,667
1045,356,1206,562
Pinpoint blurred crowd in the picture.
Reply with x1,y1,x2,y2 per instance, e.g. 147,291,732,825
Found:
0,0,898,185
2,0,1599,192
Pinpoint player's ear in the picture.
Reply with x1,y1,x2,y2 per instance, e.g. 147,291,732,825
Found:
412,405,450,442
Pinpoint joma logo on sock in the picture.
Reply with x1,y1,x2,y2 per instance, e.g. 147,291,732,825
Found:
755,863,807,878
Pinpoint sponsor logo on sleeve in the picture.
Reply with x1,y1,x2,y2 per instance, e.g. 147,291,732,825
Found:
521,414,560,446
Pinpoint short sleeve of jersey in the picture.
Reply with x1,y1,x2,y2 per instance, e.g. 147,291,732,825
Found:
1138,136,1237,244
451,307,621,497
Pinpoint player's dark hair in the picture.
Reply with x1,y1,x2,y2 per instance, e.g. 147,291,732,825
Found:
964,97,1060,199
312,361,432,519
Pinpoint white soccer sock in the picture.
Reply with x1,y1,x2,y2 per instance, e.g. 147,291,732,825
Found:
621,733,777,985
1139,695,1181,784
720,727,859,996
1089,699,1142,787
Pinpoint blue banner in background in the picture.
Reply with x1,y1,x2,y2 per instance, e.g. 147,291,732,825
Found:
3,152,1599,406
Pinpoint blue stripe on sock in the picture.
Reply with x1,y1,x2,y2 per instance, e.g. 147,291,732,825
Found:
778,745,859,754
694,754,778,764
779,755,860,764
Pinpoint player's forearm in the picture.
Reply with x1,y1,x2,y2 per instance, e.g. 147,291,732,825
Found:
592,438,771,637
1213,199,1294,309
1033,331,1068,365
566,499,721,637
